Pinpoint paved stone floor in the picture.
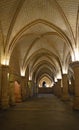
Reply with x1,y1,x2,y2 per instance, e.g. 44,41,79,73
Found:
0,94,79,130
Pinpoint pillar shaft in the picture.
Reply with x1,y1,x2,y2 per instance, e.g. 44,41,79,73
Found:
1,65,9,109
0,67,1,108
70,62,79,110
21,77,26,101
53,83,57,96
70,77,74,94
9,82,16,106
9,73,16,106
62,74,69,101
28,80,33,97
57,79,62,98
33,83,38,95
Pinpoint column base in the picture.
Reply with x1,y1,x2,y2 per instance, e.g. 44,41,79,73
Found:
1,97,9,109
22,96,26,101
57,91,62,98
9,100,16,106
61,95,70,101
21,90,26,101
0,101,1,109
15,97,22,103
73,96,79,110
10,102,16,106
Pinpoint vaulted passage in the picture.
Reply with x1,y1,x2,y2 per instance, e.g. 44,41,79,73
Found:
0,94,79,130
1,1,79,129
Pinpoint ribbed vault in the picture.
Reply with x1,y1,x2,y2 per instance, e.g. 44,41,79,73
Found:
0,0,79,84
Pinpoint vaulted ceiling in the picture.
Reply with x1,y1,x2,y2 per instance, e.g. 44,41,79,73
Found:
0,0,79,83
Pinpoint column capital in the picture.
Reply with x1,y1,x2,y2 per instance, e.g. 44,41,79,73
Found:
28,80,32,83
62,74,68,77
62,73,68,76
70,61,79,68
62,74,68,79
21,76,25,79
1,64,9,69
58,79,61,82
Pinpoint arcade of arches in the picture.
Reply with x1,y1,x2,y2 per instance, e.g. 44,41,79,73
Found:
0,0,79,110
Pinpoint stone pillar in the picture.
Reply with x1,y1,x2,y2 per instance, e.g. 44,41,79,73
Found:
54,82,59,97
33,82,38,96
53,83,57,96
57,79,62,98
62,74,70,101
9,74,16,106
28,80,33,97
0,67,2,108
53,84,55,95
1,65,9,109
36,83,38,95
70,77,74,95
70,62,79,110
21,76,26,101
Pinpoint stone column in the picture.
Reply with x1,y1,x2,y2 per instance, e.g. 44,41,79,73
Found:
70,77,74,95
54,82,59,97
21,76,26,101
53,84,55,95
9,74,16,106
0,67,2,108
28,80,33,97
36,83,39,95
33,82,38,96
62,74,69,101
57,79,62,98
1,65,9,109
53,83,57,96
70,61,79,110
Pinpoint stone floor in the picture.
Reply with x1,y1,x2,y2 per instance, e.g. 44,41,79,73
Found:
0,94,79,130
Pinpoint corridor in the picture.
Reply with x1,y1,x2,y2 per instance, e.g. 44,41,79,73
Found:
0,94,79,130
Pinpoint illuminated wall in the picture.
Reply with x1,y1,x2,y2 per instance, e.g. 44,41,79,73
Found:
39,76,53,88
